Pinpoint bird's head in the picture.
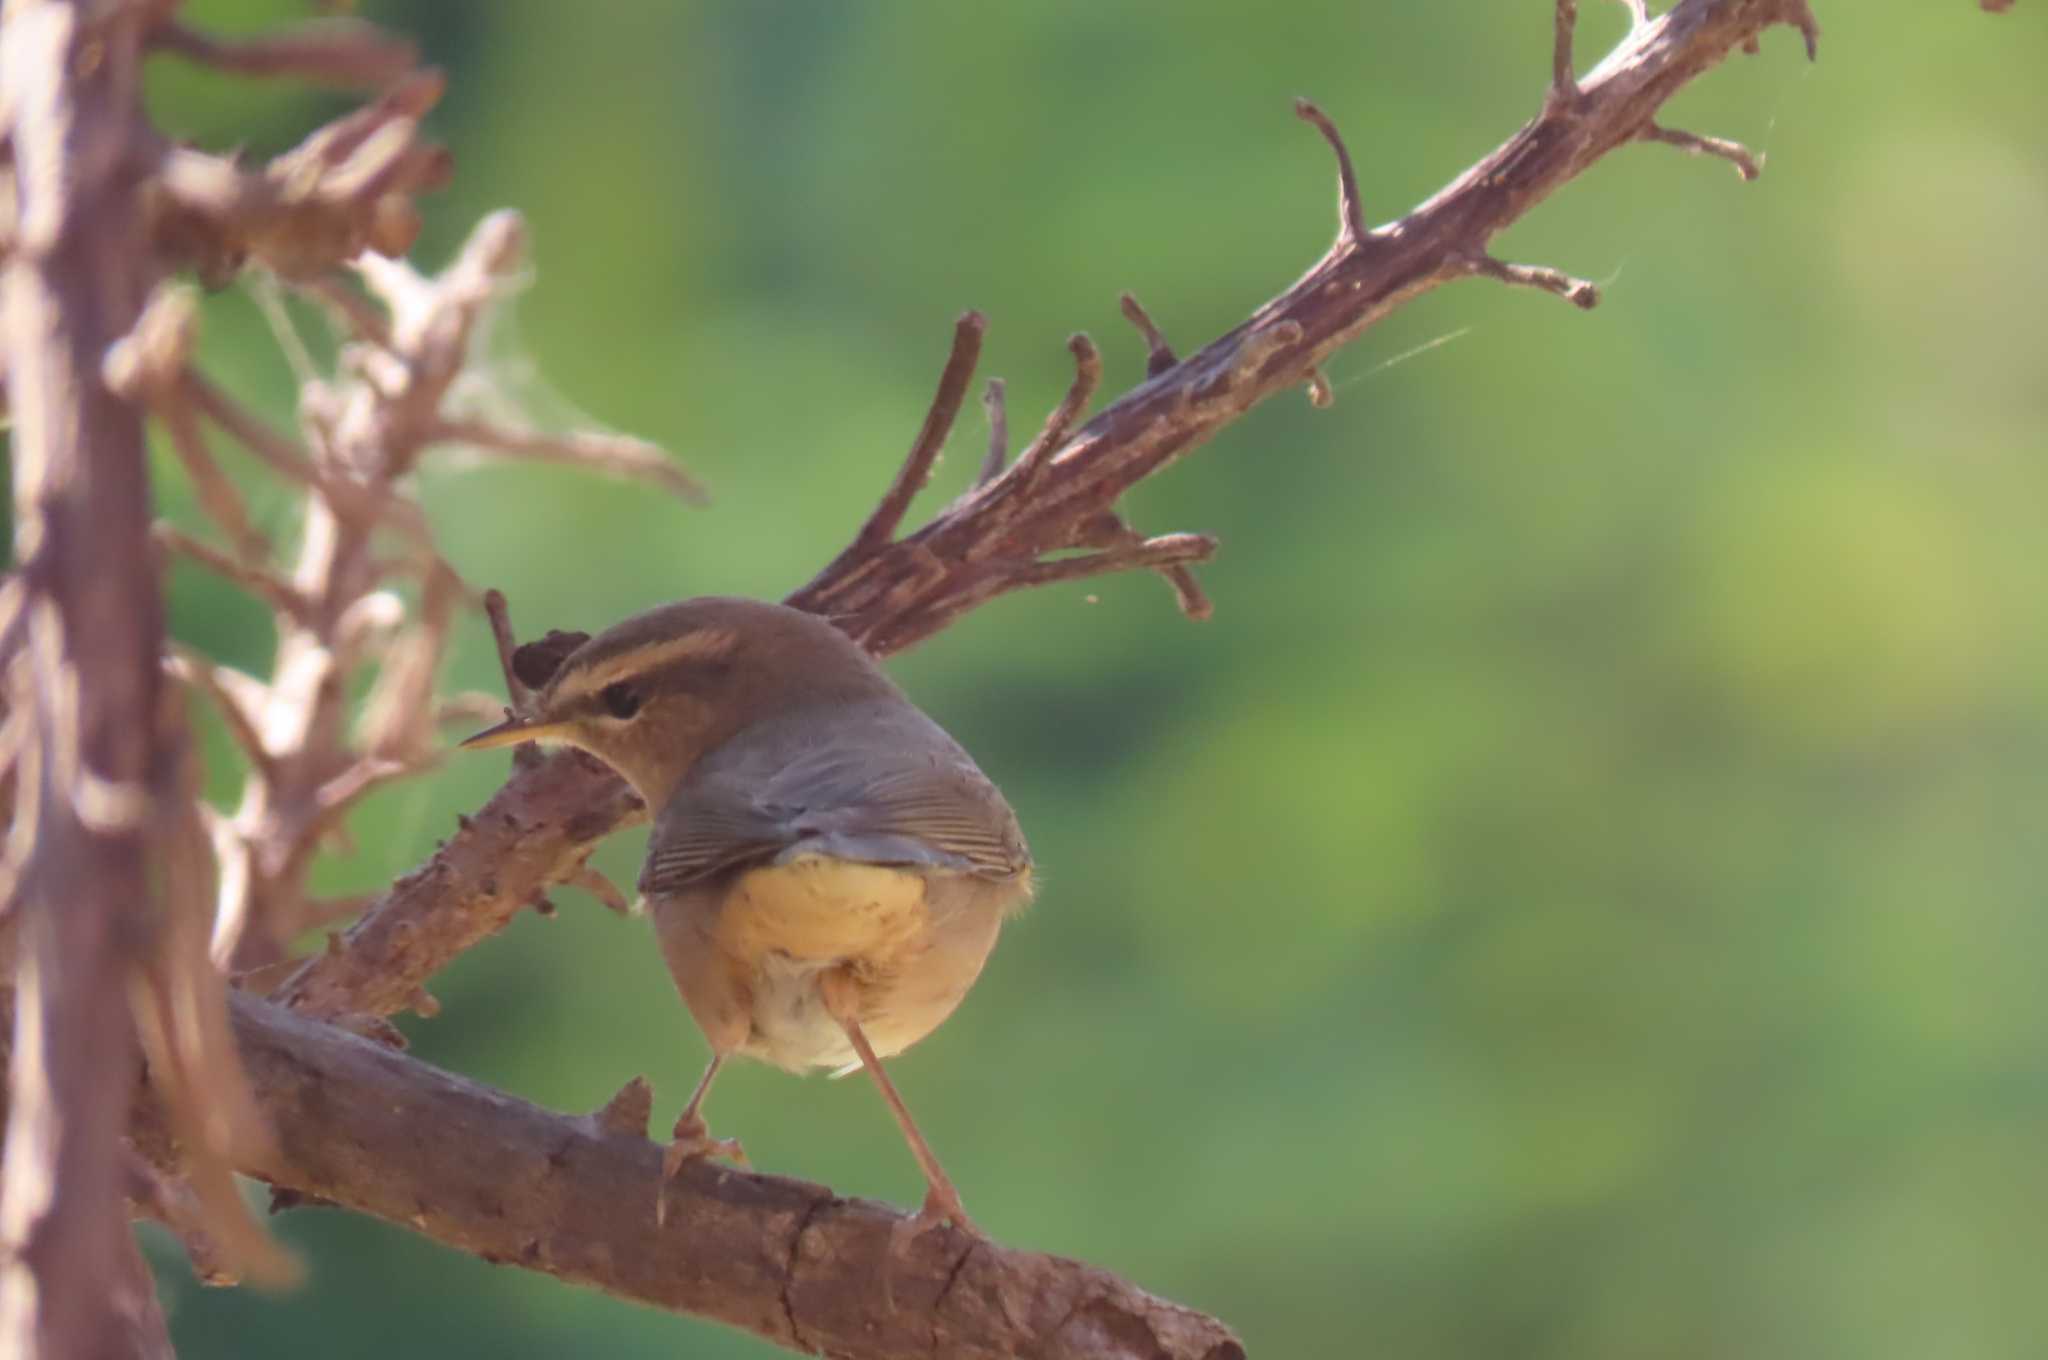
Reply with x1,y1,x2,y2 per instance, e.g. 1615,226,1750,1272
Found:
461,597,896,808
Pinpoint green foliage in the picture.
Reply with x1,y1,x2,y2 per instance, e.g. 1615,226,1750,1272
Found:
145,2,2047,1356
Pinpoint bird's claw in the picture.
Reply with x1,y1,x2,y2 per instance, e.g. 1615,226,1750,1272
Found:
654,1113,748,1227
884,1184,982,1259
660,1124,748,1179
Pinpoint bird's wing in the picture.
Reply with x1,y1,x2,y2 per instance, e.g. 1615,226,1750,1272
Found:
640,703,1029,896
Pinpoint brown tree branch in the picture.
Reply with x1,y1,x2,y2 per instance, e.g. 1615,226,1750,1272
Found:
146,71,452,281
179,202,675,979
0,1,210,1352
427,417,708,505
275,745,643,1018
32,0,2009,1354
149,17,419,89
0,986,1244,1360
278,0,1824,1066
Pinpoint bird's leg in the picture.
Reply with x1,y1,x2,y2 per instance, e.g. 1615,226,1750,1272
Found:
664,1053,747,1175
656,1053,747,1227
818,969,978,1236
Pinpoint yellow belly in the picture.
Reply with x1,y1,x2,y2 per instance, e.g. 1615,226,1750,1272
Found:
716,856,932,965
705,856,1011,1072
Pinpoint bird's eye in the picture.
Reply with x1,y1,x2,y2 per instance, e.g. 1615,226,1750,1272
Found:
598,682,642,719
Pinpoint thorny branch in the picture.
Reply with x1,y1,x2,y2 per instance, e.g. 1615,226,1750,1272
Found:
261,2,1872,1353
0,986,1244,1360
0,3,169,1352
0,0,2021,1357
138,197,698,987
2,0,693,1349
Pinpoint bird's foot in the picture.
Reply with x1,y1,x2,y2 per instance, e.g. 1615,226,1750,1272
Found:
661,1111,748,1177
884,1183,983,1259
654,1113,747,1227
916,1183,979,1236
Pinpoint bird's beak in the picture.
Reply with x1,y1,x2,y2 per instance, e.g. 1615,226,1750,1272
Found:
458,715,572,751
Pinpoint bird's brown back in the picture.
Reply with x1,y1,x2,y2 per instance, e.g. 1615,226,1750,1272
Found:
642,693,1032,1071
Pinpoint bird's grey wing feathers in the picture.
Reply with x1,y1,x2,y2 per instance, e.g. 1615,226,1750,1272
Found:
640,704,1028,896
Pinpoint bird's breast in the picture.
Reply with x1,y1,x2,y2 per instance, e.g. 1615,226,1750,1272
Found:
718,856,933,965
710,855,1017,1072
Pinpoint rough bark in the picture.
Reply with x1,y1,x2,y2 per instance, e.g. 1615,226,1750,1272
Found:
0,986,1242,1360
276,0,1825,1026
0,2,162,1355
8,0,2025,1355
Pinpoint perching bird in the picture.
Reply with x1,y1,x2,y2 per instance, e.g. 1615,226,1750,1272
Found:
461,597,1032,1230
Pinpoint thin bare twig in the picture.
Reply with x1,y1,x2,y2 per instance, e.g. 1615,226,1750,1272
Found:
482,588,532,716
184,372,321,488
291,273,392,347
101,285,277,565
129,699,298,1288
159,399,271,562
165,648,275,783
125,1154,235,1287
1003,533,1216,590
976,379,1009,487
1553,0,1581,104
1787,2,1821,60
1010,332,1102,493
149,17,418,89
1119,291,1179,377
155,526,309,621
568,863,632,917
1293,98,1369,245
429,418,707,506
435,691,511,728
1469,253,1601,309
851,311,986,553
1643,121,1763,179
311,757,414,827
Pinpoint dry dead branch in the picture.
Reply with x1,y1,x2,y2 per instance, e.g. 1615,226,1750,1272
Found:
258,3,1843,1352
0,0,2022,1356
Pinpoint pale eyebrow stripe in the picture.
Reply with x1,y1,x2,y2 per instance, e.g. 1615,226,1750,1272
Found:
553,629,739,704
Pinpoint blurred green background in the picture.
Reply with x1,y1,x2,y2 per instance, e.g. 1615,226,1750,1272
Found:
128,2,2045,1356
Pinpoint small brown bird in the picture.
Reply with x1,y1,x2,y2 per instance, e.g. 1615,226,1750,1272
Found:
461,597,1032,1230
